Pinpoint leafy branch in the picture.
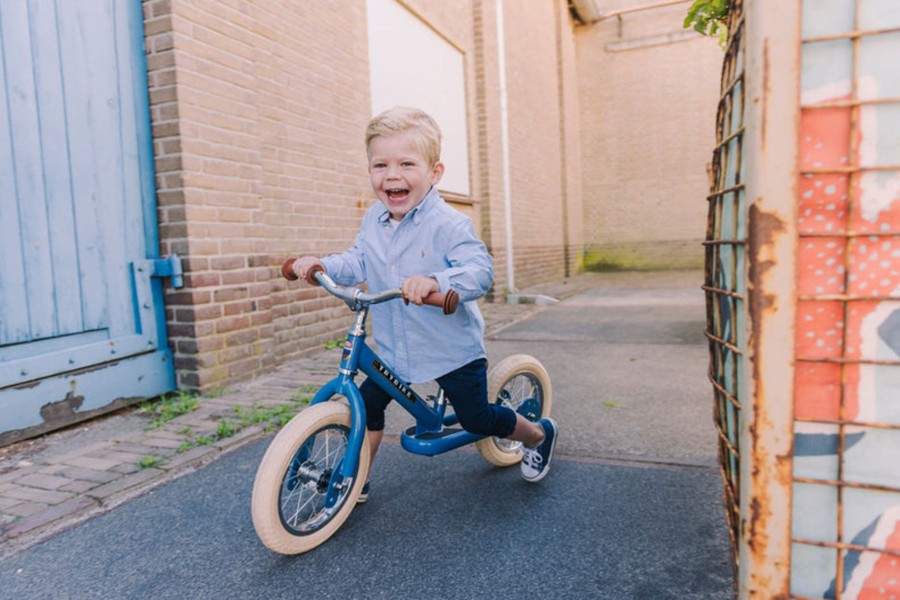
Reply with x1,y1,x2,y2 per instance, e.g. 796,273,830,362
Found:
684,0,730,48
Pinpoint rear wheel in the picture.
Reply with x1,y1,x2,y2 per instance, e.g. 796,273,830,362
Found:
251,401,370,554
475,354,552,466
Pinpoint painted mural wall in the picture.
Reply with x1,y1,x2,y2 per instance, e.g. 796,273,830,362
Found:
706,0,899,596
791,0,900,596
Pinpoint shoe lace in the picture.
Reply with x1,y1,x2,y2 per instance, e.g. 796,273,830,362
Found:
522,447,544,470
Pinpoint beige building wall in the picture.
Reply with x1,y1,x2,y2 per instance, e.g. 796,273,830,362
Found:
575,0,721,270
474,0,584,292
142,0,581,391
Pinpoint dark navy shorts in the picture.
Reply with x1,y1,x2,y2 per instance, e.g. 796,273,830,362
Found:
359,358,517,438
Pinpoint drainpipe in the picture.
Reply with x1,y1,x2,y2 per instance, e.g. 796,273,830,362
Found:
495,0,515,295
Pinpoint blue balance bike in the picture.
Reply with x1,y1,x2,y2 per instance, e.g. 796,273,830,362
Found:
250,260,552,555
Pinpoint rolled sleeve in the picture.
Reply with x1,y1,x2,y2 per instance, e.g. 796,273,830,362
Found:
430,222,493,303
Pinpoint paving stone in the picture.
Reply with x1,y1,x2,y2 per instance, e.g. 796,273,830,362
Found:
111,463,141,475
86,468,163,501
111,432,153,443
37,464,67,476
139,428,183,441
3,496,97,539
202,397,242,408
6,502,45,518
53,466,118,484
3,485,73,505
105,443,162,455
138,436,184,450
60,456,122,471
0,496,21,511
59,480,100,494
15,473,72,491
45,441,115,464
178,414,225,430
97,451,145,464
0,467,37,484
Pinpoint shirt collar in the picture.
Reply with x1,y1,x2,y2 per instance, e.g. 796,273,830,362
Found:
377,186,439,226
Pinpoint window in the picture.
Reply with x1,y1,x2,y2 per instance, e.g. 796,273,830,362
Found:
366,0,470,196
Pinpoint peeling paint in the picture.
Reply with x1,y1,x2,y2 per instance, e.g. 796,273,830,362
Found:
0,395,146,448
39,389,85,422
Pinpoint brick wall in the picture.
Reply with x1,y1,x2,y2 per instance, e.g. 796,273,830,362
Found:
575,0,721,270
140,0,634,390
144,0,372,391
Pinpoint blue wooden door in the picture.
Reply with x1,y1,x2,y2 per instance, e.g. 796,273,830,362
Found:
0,1,180,444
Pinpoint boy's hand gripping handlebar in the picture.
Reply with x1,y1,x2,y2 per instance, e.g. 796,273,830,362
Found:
281,258,459,315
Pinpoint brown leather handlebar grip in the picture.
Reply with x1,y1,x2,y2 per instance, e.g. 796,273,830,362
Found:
433,289,459,315
281,258,299,281
304,264,325,286
404,289,459,315
281,259,325,286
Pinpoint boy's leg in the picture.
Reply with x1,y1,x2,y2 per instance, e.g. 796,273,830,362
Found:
359,376,392,456
436,359,558,482
437,360,545,443
436,359,517,438
367,429,384,462
357,377,392,502
508,413,545,447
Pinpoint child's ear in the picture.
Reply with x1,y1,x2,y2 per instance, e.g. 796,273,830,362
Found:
431,161,445,184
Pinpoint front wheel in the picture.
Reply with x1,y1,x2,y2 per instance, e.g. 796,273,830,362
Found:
476,354,552,466
251,401,370,554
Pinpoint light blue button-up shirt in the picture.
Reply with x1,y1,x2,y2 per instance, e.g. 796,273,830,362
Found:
321,187,493,383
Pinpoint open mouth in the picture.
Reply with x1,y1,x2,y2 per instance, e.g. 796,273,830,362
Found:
386,188,409,202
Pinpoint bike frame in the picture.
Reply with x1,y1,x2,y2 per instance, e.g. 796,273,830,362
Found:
309,303,487,487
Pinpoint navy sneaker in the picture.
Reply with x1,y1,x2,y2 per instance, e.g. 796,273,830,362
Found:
357,480,370,504
521,418,558,482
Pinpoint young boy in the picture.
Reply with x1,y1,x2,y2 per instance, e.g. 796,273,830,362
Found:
290,107,558,498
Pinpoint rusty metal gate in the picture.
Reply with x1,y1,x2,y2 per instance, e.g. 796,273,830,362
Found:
706,1,900,598
704,0,746,580
704,3,747,576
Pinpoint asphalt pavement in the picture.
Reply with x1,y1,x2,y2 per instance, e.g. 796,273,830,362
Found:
0,269,735,598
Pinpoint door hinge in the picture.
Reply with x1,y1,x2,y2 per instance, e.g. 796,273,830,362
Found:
144,254,184,288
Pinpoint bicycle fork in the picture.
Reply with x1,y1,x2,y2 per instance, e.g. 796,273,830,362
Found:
305,311,371,507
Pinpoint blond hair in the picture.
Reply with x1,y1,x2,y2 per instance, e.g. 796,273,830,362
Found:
365,106,442,166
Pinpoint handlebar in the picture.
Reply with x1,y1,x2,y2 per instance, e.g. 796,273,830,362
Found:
281,259,459,315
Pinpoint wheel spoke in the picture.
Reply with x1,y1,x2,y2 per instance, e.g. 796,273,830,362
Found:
278,425,351,534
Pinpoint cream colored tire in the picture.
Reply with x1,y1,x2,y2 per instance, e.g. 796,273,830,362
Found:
251,401,370,555
475,354,553,466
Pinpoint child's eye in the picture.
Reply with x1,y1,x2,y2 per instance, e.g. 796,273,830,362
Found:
372,162,387,169
401,161,416,167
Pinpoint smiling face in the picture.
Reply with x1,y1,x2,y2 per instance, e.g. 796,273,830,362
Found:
368,130,444,221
